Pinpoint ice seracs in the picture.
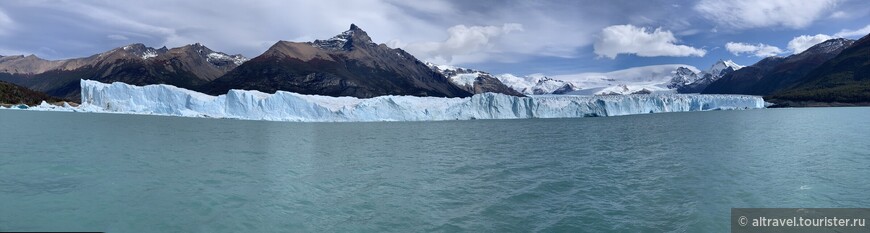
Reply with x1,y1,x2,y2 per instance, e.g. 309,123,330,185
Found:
74,80,765,122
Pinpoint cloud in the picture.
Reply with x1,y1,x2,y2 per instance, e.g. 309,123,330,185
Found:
695,0,839,29
0,7,14,35
0,0,708,66
788,34,835,54
592,24,706,59
107,34,129,41
829,11,849,19
403,24,523,64
725,42,783,57
834,24,870,38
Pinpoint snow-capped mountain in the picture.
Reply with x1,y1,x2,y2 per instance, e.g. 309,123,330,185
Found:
428,61,741,96
425,62,575,95
552,64,702,95
708,59,743,78
426,63,524,96
666,67,702,89
118,43,168,60
673,60,743,93
495,73,578,95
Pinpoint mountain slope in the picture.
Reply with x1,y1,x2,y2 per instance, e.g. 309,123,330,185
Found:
0,44,246,100
551,64,701,95
675,60,743,93
703,38,855,95
204,24,471,98
769,34,870,105
428,64,524,96
494,73,578,95
0,80,65,105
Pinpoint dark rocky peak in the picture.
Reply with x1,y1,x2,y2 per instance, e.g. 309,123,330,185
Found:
171,43,248,66
179,43,215,55
674,67,696,76
113,43,167,60
311,24,374,51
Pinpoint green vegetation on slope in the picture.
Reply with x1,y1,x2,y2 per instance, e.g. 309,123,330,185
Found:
0,80,66,105
769,34,870,105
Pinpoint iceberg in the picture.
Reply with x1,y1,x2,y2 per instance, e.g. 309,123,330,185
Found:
71,80,765,122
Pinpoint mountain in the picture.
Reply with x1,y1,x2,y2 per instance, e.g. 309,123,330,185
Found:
675,60,743,93
0,80,65,105
703,38,855,95
427,64,524,96
0,43,247,99
203,24,471,98
769,34,870,105
495,73,578,95
551,64,701,95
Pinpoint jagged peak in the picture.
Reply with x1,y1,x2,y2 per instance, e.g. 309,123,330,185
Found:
178,43,215,54
311,23,373,50
111,43,165,60
707,59,742,77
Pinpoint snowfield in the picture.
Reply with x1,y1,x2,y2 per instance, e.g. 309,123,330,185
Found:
6,80,765,122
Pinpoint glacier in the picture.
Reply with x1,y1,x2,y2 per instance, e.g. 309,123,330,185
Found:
67,80,765,122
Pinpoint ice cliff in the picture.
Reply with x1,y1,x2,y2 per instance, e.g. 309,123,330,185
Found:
78,80,765,122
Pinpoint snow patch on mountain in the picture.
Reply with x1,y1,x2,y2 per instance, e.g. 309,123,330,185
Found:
708,59,743,77
206,52,248,65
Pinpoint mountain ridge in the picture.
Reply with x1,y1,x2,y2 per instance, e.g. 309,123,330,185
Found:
203,24,474,98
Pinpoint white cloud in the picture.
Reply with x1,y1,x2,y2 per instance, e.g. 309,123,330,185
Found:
725,42,783,57
403,24,523,64
834,24,870,38
788,34,834,54
695,0,839,29
593,24,706,59
1,0,702,65
107,34,129,41
0,8,14,35
829,11,849,19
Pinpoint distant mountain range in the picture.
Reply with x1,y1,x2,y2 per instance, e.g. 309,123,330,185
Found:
0,43,247,100
0,25,497,101
0,24,868,106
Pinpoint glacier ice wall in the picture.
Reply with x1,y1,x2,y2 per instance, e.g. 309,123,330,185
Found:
79,80,765,122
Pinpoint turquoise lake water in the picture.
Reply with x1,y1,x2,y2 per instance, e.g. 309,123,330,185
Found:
1,108,868,232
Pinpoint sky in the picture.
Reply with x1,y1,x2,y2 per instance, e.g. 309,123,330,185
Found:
0,0,869,76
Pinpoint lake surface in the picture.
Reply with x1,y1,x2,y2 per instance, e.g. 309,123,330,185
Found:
1,108,869,232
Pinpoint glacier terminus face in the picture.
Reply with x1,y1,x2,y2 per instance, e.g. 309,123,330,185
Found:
73,80,765,122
